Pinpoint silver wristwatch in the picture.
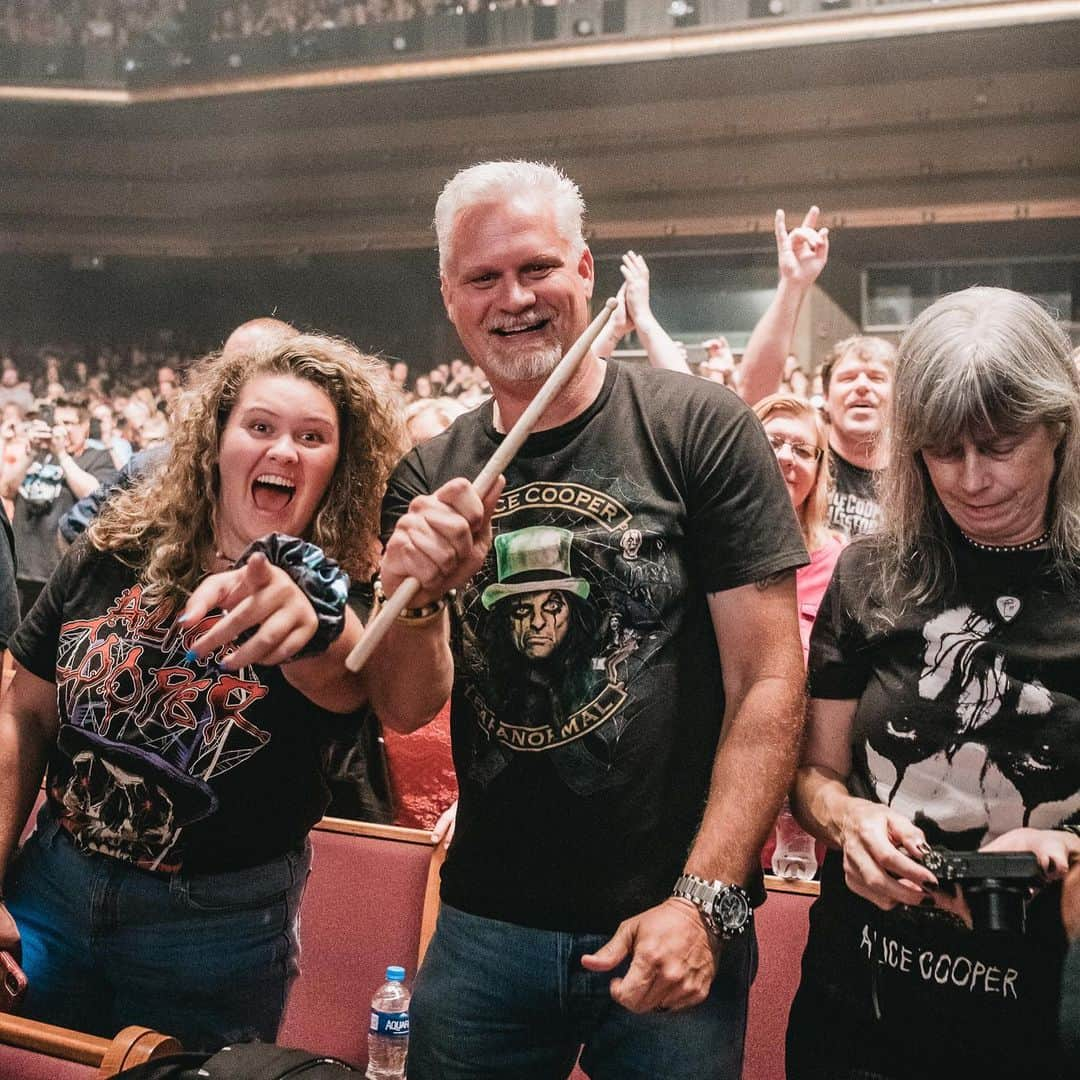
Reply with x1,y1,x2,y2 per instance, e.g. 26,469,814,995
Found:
672,873,753,940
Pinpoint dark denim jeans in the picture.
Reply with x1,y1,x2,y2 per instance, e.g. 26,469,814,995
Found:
4,805,310,1051
409,903,756,1080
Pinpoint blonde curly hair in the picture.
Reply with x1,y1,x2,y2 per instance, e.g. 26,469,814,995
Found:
89,334,406,604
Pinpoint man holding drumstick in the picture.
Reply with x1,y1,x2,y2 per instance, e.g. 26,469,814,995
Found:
371,160,808,1079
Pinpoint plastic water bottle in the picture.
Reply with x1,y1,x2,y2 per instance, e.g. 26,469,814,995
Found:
771,799,818,881
366,965,410,1080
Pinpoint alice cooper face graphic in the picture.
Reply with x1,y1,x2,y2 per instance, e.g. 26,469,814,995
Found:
863,603,1080,842
510,589,571,660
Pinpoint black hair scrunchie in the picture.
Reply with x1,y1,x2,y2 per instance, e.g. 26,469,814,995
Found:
234,534,350,659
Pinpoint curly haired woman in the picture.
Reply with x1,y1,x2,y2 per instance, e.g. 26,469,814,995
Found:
0,334,404,1050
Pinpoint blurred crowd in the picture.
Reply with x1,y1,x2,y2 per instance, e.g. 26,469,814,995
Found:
0,0,557,48
0,340,187,518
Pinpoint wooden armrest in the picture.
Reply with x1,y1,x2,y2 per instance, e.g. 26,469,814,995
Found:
0,1014,180,1077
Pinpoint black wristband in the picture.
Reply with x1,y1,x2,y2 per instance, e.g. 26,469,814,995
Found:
235,534,349,659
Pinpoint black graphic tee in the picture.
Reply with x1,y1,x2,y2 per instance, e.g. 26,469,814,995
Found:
826,448,881,537
383,361,807,933
10,543,364,874
14,448,118,584
789,537,1080,1076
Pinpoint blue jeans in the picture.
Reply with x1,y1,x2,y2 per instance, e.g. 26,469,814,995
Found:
3,805,310,1051
409,904,756,1080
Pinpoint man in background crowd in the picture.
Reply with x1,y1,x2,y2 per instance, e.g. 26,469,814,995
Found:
2,396,117,614
819,335,895,536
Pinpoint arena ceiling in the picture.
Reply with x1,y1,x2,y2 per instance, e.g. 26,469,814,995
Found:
1,2,1077,263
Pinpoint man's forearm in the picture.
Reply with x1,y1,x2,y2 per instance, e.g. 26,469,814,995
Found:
636,316,691,374
363,611,454,733
684,674,805,887
58,455,102,500
739,279,808,406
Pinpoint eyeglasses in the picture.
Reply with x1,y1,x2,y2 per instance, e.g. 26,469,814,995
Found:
768,434,824,463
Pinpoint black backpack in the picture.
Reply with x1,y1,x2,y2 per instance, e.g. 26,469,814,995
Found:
116,1043,360,1079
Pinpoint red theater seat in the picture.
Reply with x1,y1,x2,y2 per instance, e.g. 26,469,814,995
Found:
742,875,816,1080
0,1013,180,1078
277,816,443,1067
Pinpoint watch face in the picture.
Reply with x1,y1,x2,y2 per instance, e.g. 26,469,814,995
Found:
712,888,751,933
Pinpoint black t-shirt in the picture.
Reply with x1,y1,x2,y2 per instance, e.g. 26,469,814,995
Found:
14,447,118,583
826,448,881,537
9,543,363,874
790,537,1079,1076
382,361,807,932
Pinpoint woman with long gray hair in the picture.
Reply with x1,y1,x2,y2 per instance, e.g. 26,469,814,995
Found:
786,287,1080,1078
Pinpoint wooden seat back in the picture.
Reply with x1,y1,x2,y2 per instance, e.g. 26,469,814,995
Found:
277,817,443,1067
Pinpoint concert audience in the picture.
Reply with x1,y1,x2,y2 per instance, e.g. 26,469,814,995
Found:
1,395,118,616
0,0,555,49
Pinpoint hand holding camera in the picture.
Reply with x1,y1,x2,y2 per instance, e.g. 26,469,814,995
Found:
48,423,70,457
922,848,1042,933
27,419,53,451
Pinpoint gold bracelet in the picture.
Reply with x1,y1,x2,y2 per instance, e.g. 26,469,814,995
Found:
372,578,452,622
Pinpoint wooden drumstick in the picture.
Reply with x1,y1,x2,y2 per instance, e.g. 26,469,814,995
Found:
345,297,618,673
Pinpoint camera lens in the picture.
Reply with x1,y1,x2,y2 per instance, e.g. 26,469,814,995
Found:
965,878,1028,934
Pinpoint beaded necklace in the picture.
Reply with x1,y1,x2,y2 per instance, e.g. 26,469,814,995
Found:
958,528,1051,554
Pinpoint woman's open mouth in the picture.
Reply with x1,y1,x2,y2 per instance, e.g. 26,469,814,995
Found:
251,473,296,513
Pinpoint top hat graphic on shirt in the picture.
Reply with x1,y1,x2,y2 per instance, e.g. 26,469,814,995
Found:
480,526,591,610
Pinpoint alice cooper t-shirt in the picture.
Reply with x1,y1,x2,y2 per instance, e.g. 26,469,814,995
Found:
383,361,807,933
9,543,364,874
826,448,881,538
790,536,1080,1075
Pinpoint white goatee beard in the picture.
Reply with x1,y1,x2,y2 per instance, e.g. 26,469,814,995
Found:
485,342,563,384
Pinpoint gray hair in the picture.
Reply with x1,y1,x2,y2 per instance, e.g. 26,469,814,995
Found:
434,160,586,272
873,286,1080,613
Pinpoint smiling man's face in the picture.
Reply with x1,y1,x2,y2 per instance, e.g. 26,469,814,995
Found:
439,195,594,387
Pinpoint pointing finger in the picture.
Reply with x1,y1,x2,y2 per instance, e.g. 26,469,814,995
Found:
774,208,788,248
179,569,243,630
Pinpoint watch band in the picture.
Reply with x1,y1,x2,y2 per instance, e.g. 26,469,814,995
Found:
673,874,720,911
672,873,753,940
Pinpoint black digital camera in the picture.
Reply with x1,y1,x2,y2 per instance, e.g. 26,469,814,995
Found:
923,848,1042,934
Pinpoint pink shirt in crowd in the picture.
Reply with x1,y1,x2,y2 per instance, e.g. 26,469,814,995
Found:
796,533,847,662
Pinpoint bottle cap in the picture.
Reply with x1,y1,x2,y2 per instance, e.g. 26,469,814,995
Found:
386,965,406,982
